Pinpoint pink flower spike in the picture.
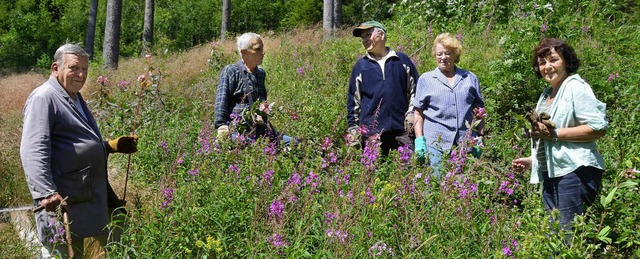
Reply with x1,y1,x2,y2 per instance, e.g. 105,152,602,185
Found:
137,74,146,82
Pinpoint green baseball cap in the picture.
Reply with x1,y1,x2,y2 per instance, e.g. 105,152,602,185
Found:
352,21,386,37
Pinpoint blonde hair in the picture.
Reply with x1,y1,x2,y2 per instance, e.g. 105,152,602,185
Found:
432,33,462,63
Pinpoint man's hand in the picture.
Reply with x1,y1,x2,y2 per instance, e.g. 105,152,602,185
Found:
217,125,229,138
404,112,414,136
39,193,68,212
107,135,138,153
346,126,361,148
414,136,427,163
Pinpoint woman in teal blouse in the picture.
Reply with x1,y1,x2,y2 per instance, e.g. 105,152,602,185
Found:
512,38,608,233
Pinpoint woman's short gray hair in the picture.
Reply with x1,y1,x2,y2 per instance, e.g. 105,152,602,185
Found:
54,43,89,66
237,32,261,54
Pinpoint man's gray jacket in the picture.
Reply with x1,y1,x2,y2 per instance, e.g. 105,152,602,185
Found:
21,76,109,239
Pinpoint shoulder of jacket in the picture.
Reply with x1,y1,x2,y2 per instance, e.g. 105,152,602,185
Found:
563,74,590,90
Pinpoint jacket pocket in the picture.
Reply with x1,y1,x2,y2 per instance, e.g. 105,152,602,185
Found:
55,165,93,204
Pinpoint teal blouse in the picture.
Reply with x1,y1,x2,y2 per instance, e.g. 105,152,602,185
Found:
529,74,608,184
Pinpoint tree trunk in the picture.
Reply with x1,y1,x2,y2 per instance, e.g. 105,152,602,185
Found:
333,0,342,29
103,0,122,70
221,0,230,41
323,0,334,38
323,0,333,31
143,0,154,52
85,0,98,60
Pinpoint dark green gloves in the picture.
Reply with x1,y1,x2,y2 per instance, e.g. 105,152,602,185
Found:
106,135,138,153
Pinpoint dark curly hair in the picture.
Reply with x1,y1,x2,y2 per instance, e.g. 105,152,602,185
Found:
532,38,580,78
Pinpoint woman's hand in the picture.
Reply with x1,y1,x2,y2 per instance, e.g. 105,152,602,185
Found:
511,157,532,171
530,121,554,140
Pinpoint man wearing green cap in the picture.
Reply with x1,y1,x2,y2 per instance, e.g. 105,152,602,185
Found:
346,21,419,155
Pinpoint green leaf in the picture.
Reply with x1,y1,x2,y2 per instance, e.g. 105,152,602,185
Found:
598,226,612,244
624,159,633,168
619,180,638,189
600,187,617,208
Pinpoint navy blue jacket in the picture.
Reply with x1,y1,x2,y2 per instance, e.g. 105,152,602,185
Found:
347,50,418,135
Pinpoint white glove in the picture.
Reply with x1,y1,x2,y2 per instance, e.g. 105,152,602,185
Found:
217,125,229,138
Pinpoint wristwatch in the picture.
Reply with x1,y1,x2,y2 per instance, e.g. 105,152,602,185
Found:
551,129,558,141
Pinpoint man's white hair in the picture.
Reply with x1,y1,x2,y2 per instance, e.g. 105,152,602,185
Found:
54,43,89,67
237,32,261,54
374,27,387,41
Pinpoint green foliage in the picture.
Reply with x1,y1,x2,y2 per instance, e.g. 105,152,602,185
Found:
0,0,405,71
2,0,640,257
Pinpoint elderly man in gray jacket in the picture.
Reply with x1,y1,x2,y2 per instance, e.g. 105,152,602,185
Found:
20,43,137,258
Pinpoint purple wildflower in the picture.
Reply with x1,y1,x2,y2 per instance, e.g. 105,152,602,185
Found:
287,172,302,186
321,137,333,151
398,145,413,163
326,228,350,243
197,129,215,155
297,67,304,76
324,211,337,224
368,242,394,256
47,219,65,244
476,107,487,118
117,81,130,90
365,189,375,205
268,199,285,220
361,138,379,171
188,169,199,176
159,140,169,156
305,171,320,194
502,246,513,256
342,173,350,185
541,24,547,32
263,143,277,156
96,75,109,85
582,26,589,33
267,233,289,248
227,163,240,177
176,153,186,165
161,188,174,210
260,169,274,186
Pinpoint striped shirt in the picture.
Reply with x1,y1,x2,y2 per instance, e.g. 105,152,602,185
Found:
214,60,267,128
413,67,485,151
535,98,552,177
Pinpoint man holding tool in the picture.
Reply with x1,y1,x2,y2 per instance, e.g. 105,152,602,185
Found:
20,43,137,258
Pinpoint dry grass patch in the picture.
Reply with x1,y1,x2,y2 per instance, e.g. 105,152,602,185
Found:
0,72,47,117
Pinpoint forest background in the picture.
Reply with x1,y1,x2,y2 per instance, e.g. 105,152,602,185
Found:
1,0,640,258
